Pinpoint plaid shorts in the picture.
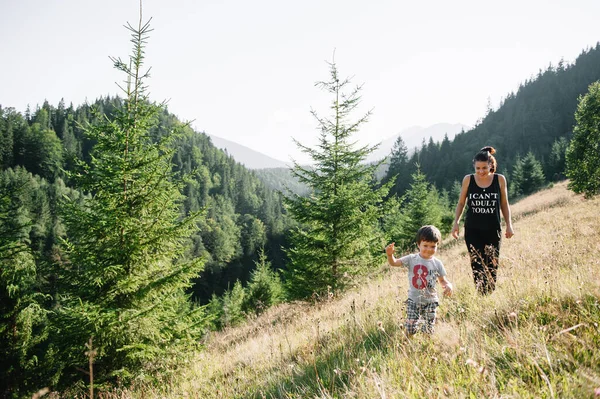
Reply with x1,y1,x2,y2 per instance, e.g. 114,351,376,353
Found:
405,299,439,335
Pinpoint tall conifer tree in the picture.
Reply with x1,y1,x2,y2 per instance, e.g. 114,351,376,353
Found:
566,81,600,198
54,13,207,385
0,168,49,397
394,169,444,250
284,61,390,299
510,152,546,196
384,135,410,197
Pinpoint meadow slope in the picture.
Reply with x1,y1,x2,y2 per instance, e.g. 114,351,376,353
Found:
109,181,600,398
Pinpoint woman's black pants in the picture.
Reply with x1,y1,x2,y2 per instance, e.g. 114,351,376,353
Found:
464,228,501,295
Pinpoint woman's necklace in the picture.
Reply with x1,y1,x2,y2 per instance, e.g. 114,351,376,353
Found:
477,174,492,192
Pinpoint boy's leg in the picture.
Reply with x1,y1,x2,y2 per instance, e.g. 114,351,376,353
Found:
421,302,439,334
405,299,419,336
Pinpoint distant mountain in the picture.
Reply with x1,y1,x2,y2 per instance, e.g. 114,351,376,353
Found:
210,124,469,170
253,167,309,196
366,123,470,163
208,134,290,169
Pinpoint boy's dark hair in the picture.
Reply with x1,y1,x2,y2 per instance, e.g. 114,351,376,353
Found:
416,225,442,244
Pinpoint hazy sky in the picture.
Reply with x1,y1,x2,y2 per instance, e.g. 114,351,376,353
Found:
1,0,599,164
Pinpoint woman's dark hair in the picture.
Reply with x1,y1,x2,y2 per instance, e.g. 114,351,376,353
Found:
416,225,442,244
473,146,497,173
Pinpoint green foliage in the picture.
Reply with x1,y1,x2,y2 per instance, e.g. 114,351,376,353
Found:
219,250,285,325
2,74,293,308
1,95,294,305
448,179,463,209
392,169,446,250
0,106,16,169
164,123,291,301
54,19,208,386
244,250,285,315
383,136,411,196
380,195,408,246
284,61,391,299
510,152,546,197
206,294,224,331
547,136,569,181
240,214,267,257
201,208,241,265
566,81,600,198
0,167,52,397
436,189,455,236
26,123,64,180
222,280,246,327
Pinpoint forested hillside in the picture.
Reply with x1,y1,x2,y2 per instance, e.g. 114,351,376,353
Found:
384,43,600,199
3,43,600,305
3,44,600,304
1,11,599,395
0,97,293,302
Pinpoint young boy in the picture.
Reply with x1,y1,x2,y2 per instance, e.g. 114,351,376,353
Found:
386,225,453,335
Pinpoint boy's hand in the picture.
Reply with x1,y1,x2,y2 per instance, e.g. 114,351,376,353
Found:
385,242,395,256
442,282,453,297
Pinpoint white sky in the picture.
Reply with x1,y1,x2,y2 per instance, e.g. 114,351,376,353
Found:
1,0,599,164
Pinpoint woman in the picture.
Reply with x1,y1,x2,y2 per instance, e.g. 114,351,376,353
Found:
451,146,514,294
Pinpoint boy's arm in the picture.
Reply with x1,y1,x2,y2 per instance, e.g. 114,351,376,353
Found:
385,242,403,267
437,276,453,297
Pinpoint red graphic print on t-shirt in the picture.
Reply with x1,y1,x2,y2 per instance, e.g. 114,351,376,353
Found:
412,264,428,289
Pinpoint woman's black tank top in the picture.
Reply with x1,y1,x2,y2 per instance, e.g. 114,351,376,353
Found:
464,174,501,231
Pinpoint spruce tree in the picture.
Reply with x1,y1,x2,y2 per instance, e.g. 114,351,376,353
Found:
222,280,246,327
511,152,546,197
384,135,411,197
566,81,600,198
0,168,50,398
54,16,207,385
243,250,284,315
0,107,15,169
547,136,569,181
394,169,445,250
284,61,390,299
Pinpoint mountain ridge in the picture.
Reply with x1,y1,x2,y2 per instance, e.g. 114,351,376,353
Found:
208,134,291,169
366,122,470,163
209,122,470,170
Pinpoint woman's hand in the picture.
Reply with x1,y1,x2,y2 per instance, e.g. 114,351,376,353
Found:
451,222,460,239
505,224,515,239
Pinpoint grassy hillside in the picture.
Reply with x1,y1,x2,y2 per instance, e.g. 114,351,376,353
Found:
83,182,600,398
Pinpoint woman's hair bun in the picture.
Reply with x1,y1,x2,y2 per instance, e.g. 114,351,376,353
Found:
480,146,496,155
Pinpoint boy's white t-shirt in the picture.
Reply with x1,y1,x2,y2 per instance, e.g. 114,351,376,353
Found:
399,253,447,304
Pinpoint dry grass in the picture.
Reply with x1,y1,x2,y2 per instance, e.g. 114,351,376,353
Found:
70,181,600,398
